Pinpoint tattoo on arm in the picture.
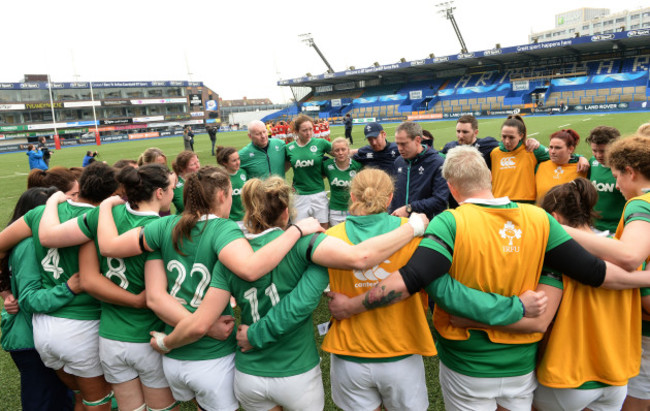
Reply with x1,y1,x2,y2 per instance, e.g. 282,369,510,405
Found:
362,285,402,310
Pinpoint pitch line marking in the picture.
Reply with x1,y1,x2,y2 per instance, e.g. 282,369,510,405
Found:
558,124,571,128
582,118,592,121
528,132,539,137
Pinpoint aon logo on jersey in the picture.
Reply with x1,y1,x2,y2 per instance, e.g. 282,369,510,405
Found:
330,177,350,187
592,180,615,192
295,159,314,168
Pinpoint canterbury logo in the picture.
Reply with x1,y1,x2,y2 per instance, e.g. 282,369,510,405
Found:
354,260,391,286
500,157,516,167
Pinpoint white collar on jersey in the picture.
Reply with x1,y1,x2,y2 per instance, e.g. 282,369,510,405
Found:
334,159,352,171
460,196,511,206
66,199,95,208
244,226,282,240
125,202,159,217
198,214,220,221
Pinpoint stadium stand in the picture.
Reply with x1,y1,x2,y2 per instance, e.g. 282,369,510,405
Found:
264,31,650,125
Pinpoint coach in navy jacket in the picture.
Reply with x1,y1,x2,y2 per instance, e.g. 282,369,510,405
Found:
389,121,449,219
352,122,399,176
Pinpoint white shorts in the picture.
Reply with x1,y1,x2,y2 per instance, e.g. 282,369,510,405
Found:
627,335,650,400
162,353,237,411
330,354,428,411
99,337,168,388
439,361,537,411
234,365,323,411
293,192,329,223
533,383,627,411
32,313,103,378
329,209,348,227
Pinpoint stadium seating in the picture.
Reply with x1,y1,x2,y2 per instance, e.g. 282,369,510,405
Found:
263,54,649,123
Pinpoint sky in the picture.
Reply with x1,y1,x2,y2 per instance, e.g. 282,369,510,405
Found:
2,0,646,103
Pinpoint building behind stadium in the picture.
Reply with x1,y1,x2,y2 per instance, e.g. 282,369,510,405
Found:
529,7,650,43
0,75,221,152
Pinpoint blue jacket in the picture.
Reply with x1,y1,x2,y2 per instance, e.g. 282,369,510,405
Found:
442,136,499,169
353,142,399,176
389,146,449,219
27,150,48,170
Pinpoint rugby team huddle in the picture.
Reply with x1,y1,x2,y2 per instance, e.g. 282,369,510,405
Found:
0,113,649,411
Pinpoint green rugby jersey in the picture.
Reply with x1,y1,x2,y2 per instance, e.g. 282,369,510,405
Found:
144,215,242,360
422,201,570,378
229,169,247,222
239,139,286,179
211,228,326,377
322,158,362,211
589,157,626,233
172,176,185,214
79,204,164,343
23,201,100,320
286,138,332,195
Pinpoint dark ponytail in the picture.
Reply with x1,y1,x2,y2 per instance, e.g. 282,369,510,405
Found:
171,166,230,254
117,164,171,209
540,178,599,228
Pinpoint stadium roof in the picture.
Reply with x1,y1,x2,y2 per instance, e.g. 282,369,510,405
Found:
279,29,650,88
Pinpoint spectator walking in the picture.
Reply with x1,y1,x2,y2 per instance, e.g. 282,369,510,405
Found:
183,126,194,152
343,114,353,144
207,125,218,156
37,137,52,167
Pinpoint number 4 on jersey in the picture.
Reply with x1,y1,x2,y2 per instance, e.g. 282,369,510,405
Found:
41,248,64,279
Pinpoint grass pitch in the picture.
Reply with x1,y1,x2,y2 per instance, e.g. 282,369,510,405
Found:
0,111,648,409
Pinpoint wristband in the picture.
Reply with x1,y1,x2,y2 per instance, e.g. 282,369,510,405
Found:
151,331,171,353
407,213,425,237
288,223,303,237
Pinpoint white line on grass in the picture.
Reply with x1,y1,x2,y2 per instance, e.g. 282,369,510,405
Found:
558,124,571,128
582,118,592,121
528,132,539,136
0,172,28,179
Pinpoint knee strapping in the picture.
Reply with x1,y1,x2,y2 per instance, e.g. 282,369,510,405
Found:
133,404,146,411
146,401,179,411
82,390,114,407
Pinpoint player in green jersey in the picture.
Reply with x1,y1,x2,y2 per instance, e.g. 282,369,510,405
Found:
171,150,200,214
323,137,362,227
563,135,650,411
1,187,77,411
585,126,626,233
217,146,247,225
286,115,332,229
96,166,327,410
148,175,432,410
0,162,119,410
38,164,179,411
